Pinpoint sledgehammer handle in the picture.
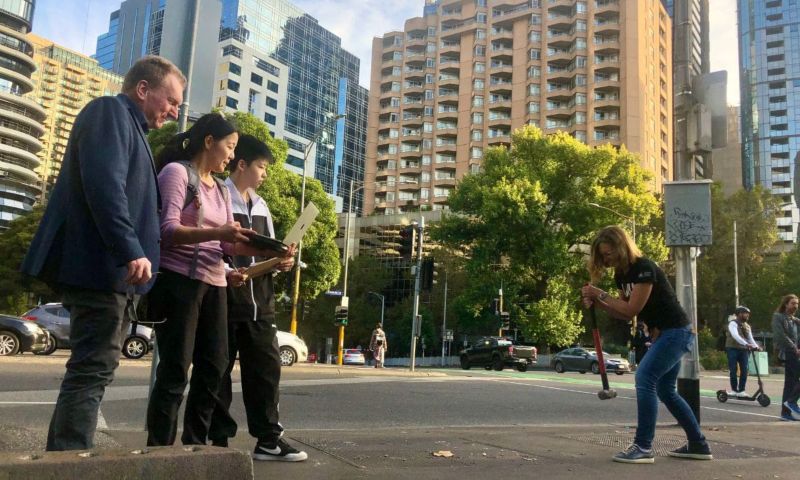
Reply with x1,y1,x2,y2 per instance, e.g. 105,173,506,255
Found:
589,305,611,392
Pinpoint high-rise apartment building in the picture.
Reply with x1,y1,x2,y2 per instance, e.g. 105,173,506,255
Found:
364,0,673,215
738,0,800,243
28,34,123,197
0,0,45,228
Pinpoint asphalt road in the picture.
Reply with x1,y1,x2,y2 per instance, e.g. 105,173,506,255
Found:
0,350,788,435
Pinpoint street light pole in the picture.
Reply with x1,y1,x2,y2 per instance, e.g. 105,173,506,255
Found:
289,113,345,335
733,219,739,306
368,291,385,327
339,179,366,365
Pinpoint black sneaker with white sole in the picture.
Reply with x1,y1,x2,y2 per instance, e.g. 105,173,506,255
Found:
253,438,308,462
668,442,713,460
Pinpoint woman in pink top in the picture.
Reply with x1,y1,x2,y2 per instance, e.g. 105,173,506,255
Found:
146,113,252,446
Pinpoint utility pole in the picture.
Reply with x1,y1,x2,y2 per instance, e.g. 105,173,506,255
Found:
409,217,424,371
441,270,448,367
177,0,200,133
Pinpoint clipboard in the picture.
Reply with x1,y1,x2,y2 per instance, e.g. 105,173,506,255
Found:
283,202,320,246
243,257,282,279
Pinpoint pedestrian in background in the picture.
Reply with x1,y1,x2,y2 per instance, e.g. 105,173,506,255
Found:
771,294,800,421
21,56,185,451
207,134,305,461
582,225,712,464
370,323,387,368
145,113,256,446
725,306,761,398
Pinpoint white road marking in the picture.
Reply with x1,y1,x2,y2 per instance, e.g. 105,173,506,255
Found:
97,408,108,430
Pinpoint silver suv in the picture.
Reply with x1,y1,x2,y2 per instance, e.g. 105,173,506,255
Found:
22,303,154,359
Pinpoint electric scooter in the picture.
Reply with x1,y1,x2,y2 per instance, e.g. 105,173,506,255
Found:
716,348,770,407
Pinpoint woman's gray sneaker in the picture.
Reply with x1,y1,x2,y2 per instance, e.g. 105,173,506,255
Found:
613,444,655,464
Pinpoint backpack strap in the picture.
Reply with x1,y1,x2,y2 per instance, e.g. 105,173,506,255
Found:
177,160,203,280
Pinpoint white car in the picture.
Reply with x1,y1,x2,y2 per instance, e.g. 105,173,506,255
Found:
276,330,308,367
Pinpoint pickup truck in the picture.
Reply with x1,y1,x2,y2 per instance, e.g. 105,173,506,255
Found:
459,337,538,372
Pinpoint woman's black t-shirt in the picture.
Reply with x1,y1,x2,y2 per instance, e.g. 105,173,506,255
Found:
614,257,689,331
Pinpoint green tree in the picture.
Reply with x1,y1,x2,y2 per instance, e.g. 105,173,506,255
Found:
433,126,662,347
696,184,780,333
0,206,55,314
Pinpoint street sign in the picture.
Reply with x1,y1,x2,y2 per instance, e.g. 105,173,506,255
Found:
325,290,343,297
444,329,453,341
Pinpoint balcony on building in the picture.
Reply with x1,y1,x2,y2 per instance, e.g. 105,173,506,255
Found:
490,26,513,41
593,12,620,34
489,73,512,94
438,71,459,88
437,103,459,120
491,1,533,26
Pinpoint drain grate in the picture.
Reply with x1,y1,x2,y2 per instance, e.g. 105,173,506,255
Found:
562,433,796,459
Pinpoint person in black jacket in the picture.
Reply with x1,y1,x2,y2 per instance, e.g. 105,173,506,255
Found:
208,135,306,461
631,321,651,366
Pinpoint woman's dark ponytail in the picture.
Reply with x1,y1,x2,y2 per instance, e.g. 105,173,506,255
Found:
155,113,236,172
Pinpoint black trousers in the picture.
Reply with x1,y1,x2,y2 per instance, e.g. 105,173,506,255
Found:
209,319,283,443
781,347,800,415
146,270,228,446
47,287,130,451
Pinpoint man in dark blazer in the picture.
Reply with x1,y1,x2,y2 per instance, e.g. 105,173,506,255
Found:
21,56,185,451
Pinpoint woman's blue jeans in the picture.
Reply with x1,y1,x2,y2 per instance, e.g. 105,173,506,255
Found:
634,325,705,450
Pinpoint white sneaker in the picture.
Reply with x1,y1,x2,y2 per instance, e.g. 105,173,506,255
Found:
736,391,750,398
726,390,736,396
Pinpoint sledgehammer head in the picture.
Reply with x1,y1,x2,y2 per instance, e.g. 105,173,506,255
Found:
598,389,618,400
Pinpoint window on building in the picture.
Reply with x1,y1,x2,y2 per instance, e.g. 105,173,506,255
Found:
227,79,240,93
229,62,241,75
474,62,485,73
476,29,486,39
226,97,238,109
265,97,278,109
250,73,263,85
477,12,487,23
267,80,279,93
264,113,276,125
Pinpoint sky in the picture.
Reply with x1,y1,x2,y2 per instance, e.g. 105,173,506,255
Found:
32,0,740,105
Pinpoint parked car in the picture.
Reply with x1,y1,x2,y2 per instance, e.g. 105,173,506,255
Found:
0,314,50,356
342,348,366,365
551,346,630,375
460,336,538,372
276,330,308,367
22,303,154,359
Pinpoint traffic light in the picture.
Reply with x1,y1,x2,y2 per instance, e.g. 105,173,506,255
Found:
499,311,510,330
399,225,416,259
420,257,438,290
334,305,348,326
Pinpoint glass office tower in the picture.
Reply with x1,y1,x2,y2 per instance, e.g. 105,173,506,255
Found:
738,0,800,243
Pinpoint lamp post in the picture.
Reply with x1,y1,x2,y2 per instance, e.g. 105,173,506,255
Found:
588,202,635,241
338,178,367,365
289,113,345,335
368,291,385,328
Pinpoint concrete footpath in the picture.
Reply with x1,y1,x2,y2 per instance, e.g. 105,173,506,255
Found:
2,421,797,480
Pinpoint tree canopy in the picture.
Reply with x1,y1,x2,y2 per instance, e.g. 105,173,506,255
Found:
433,126,664,347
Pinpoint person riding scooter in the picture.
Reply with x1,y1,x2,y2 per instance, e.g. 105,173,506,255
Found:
725,306,761,398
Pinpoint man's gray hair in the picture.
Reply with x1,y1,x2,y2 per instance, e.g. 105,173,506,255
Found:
122,55,186,94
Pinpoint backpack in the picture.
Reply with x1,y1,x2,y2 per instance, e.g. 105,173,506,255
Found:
177,160,228,210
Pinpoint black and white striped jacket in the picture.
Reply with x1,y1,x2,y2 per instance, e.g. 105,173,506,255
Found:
224,178,276,322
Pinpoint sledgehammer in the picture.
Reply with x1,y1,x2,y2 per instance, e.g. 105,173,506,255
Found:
588,304,618,400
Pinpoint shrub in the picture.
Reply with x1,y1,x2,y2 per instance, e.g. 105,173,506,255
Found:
700,350,727,370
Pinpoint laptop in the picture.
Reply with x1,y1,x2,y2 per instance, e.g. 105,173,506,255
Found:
283,201,320,246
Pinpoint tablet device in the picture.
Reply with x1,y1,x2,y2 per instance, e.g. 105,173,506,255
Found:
246,232,289,252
